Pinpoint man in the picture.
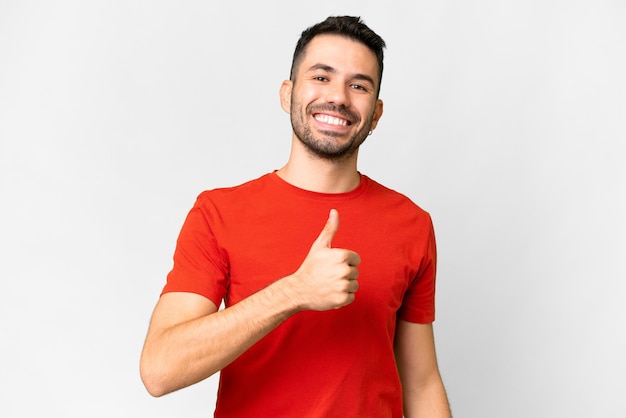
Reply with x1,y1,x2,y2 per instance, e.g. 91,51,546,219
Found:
140,16,451,417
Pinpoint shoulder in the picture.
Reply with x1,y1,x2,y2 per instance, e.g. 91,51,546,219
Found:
188,173,287,225
195,173,274,205
361,175,431,221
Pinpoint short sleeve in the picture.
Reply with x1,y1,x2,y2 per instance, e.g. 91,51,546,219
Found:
396,221,437,323
161,194,229,307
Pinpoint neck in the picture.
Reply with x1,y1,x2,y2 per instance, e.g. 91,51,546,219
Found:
276,138,361,193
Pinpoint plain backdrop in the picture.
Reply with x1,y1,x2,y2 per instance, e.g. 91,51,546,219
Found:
1,1,624,417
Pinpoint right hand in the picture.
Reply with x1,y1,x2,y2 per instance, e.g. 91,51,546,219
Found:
288,209,361,311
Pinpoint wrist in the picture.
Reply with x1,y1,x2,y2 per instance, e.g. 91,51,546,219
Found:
272,273,307,314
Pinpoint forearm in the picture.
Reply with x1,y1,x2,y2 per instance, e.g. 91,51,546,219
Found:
403,375,451,418
140,277,301,397
395,321,451,418
141,209,357,396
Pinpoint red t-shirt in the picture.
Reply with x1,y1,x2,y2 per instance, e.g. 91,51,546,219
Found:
163,172,437,417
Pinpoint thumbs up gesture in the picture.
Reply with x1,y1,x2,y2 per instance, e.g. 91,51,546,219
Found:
288,209,361,311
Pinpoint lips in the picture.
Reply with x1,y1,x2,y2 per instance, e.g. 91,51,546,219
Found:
308,104,358,128
313,113,351,126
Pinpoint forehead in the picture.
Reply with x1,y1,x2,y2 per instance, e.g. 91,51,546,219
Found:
298,34,379,80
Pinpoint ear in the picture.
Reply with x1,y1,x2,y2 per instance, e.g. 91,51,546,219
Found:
279,80,293,113
370,99,384,131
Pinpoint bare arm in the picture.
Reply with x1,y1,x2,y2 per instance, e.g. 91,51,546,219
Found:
395,320,451,418
140,209,359,397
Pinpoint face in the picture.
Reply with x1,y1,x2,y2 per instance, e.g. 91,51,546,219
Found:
280,34,383,162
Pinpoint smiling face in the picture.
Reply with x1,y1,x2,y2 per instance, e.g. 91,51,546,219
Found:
280,34,383,162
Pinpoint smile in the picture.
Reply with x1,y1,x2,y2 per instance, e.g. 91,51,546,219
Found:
313,113,351,126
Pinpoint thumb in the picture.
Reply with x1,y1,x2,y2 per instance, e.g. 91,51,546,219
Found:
313,209,339,249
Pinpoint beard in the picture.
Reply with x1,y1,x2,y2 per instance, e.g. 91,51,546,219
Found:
290,99,374,162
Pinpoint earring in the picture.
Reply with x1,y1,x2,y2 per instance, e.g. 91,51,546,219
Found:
368,130,373,136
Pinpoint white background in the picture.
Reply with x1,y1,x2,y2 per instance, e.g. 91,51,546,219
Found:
1,1,624,417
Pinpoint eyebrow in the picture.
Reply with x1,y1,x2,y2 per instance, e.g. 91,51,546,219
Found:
306,63,376,87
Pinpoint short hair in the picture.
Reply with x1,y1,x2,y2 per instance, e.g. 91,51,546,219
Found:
289,16,386,95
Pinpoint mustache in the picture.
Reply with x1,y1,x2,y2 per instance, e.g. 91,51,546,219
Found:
306,104,359,124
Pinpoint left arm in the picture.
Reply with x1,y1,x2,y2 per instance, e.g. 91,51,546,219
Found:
395,320,451,417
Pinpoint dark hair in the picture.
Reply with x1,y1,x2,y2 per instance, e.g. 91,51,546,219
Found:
289,16,386,95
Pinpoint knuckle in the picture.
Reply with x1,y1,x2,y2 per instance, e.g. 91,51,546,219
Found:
334,249,350,262
352,267,359,279
341,265,352,277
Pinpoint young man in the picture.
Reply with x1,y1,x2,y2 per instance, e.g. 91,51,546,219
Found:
140,16,451,418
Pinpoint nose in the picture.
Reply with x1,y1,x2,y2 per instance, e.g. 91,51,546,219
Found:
324,81,351,107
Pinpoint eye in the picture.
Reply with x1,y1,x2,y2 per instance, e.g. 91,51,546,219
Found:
350,84,367,92
314,76,329,82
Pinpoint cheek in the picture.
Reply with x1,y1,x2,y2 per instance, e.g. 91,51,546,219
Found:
364,103,381,122
294,85,324,105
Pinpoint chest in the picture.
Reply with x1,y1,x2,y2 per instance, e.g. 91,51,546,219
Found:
221,209,423,316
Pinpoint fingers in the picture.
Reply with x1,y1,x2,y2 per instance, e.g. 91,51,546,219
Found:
311,210,361,266
294,209,362,311
313,209,339,249
346,250,361,267
347,275,359,293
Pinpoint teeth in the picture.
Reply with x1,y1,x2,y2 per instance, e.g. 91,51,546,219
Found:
314,114,348,126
